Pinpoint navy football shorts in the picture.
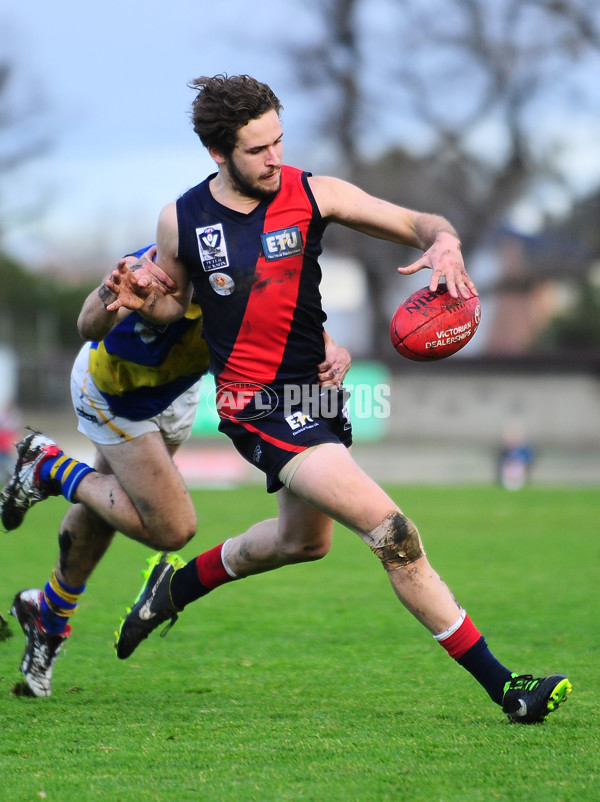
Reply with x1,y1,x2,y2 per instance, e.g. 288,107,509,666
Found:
218,386,353,493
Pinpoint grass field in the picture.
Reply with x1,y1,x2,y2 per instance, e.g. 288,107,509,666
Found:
0,484,598,801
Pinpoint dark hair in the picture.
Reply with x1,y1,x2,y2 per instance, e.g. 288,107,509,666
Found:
188,74,283,156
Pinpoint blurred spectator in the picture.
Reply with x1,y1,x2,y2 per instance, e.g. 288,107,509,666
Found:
497,423,534,491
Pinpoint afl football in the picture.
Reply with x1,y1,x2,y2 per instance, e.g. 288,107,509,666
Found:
390,285,481,361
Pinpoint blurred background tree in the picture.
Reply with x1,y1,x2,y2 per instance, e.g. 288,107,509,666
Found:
0,56,52,251
533,187,600,349
0,51,94,364
286,0,600,355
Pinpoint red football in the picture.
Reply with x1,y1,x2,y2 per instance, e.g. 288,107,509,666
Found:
390,285,481,361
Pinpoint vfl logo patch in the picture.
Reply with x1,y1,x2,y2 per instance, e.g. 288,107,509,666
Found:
196,223,229,271
261,226,303,261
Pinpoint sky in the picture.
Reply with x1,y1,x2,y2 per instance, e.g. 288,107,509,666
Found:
3,0,600,272
2,0,324,268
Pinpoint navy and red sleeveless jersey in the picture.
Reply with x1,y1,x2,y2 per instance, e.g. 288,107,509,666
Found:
176,165,328,391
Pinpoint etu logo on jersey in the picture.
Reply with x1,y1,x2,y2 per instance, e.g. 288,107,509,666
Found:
261,227,303,261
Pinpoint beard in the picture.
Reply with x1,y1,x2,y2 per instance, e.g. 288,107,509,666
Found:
225,154,281,201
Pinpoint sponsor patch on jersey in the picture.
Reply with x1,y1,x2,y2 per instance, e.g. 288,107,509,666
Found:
196,223,229,271
209,272,235,296
261,226,303,261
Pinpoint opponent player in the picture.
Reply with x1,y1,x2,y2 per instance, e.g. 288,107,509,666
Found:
2,245,351,696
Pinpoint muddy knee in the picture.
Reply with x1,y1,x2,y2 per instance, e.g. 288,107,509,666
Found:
368,512,424,571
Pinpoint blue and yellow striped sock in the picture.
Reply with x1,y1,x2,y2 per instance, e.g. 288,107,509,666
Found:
39,450,95,502
41,570,86,635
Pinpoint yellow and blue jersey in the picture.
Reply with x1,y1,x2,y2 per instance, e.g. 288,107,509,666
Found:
88,246,210,420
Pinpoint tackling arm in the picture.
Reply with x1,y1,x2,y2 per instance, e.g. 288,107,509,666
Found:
78,245,178,340
78,278,132,342
104,204,193,324
77,251,154,341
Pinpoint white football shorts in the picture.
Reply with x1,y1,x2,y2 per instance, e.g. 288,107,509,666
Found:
70,342,201,447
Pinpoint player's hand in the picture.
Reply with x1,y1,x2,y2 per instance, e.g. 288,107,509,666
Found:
126,246,177,296
103,261,161,312
103,246,179,312
319,343,352,387
397,232,478,300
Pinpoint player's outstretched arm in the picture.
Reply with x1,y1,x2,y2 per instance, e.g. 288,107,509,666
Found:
309,175,477,299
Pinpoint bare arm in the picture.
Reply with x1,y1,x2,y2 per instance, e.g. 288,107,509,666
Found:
78,280,132,341
79,246,178,340
105,204,193,323
78,251,155,341
308,175,476,299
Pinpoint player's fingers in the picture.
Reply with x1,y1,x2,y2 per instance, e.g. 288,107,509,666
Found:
153,282,169,296
461,275,479,297
109,265,128,286
135,274,152,288
318,365,340,386
436,271,457,298
141,245,158,261
146,263,177,291
443,271,479,300
397,255,429,276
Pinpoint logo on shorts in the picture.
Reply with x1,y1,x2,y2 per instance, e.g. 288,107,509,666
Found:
209,382,279,421
196,223,229,271
209,272,235,296
252,444,262,464
260,226,303,261
285,411,316,432
75,406,100,425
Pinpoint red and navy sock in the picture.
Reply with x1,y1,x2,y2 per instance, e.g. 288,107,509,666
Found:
170,542,237,609
435,611,513,705
38,450,95,502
